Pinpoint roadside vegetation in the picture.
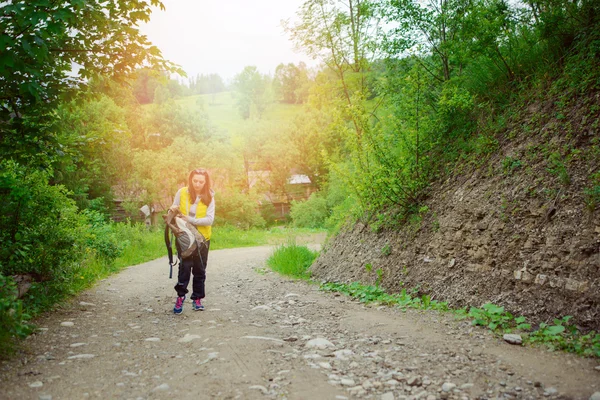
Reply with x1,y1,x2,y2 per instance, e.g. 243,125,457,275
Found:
319,282,600,358
264,244,600,359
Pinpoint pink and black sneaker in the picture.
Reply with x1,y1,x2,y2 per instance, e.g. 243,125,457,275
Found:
192,298,204,311
173,295,185,314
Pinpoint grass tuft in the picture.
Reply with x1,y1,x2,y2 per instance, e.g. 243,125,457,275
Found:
266,242,318,280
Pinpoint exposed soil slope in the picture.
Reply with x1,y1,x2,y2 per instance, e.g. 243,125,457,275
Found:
312,90,600,332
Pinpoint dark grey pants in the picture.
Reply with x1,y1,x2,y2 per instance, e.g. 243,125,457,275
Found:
174,241,210,299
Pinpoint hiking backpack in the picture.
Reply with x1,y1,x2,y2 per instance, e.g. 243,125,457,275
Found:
163,208,207,278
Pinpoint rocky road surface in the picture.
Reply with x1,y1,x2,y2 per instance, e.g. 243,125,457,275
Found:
1,244,599,400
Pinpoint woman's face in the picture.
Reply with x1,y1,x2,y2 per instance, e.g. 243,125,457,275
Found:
191,173,206,193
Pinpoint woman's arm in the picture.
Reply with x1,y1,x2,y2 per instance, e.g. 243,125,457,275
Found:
186,198,215,226
170,188,182,211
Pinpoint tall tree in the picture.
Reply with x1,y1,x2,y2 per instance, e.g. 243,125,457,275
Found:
232,66,271,119
273,62,311,104
0,0,178,165
284,0,386,209
378,0,474,82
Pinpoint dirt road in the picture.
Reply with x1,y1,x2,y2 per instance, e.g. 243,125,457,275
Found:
1,245,599,400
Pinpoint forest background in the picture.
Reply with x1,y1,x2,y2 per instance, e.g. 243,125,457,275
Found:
1,0,599,356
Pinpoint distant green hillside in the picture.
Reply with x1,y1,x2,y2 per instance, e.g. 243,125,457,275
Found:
176,92,303,136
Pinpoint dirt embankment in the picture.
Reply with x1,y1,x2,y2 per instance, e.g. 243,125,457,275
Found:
312,90,600,332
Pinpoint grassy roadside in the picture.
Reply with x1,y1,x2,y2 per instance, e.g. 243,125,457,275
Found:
0,224,325,358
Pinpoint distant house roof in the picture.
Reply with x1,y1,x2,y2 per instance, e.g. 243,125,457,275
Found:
288,174,311,184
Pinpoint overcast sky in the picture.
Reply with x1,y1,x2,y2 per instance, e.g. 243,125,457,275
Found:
139,0,314,83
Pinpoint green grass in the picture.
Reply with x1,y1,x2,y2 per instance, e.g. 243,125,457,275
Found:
266,241,319,279
212,225,326,250
176,92,303,136
114,224,166,268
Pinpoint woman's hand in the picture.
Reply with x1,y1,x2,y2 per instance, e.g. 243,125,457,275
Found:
169,205,179,212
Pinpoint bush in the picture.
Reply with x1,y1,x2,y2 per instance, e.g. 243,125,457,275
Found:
0,273,34,357
214,190,266,229
0,160,87,281
81,210,124,262
289,193,328,228
259,202,280,226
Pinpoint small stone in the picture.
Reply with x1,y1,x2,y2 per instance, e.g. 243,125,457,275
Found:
153,383,169,391
407,376,422,387
362,380,374,390
334,349,354,359
305,338,335,349
241,336,283,343
249,385,268,394
145,337,160,342
595,366,600,371
503,334,522,345
60,322,74,327
442,382,457,392
178,334,201,343
381,392,395,400
349,386,366,396
39,395,52,400
341,378,356,386
29,381,43,388
589,392,600,400
318,362,332,369
303,353,321,359
67,354,95,359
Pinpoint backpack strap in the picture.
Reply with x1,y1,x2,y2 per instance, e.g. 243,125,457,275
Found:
164,224,173,278
164,215,180,279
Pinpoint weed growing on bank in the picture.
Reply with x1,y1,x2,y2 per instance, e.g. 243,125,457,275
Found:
320,282,600,358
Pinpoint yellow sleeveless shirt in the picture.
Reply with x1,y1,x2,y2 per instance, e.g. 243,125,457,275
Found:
179,187,212,240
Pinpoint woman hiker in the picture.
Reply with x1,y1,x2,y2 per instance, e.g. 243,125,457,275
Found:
169,168,215,314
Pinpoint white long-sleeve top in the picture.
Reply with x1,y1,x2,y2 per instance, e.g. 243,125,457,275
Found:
171,188,215,226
